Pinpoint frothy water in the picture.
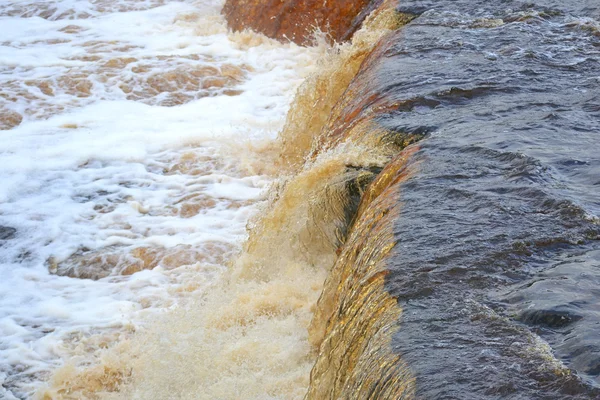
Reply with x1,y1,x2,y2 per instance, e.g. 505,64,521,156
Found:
8,0,599,398
0,1,322,397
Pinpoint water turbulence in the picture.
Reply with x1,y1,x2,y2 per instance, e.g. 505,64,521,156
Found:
10,0,417,398
3,0,600,398
307,148,418,400
243,0,600,396
0,0,321,397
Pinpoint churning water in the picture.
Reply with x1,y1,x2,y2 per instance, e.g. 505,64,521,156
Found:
0,0,323,397
2,0,600,399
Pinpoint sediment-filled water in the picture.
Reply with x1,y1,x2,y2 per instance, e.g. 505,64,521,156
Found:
0,0,323,398
2,0,600,398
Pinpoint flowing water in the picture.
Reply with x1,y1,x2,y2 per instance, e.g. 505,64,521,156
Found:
372,1,600,398
0,0,323,398
2,0,600,398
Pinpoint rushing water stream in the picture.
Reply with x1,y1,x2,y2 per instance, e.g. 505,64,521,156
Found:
2,0,600,399
0,1,322,398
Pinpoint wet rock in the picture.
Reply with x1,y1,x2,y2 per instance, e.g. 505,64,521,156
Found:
222,0,380,45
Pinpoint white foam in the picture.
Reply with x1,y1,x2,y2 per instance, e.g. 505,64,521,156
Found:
0,0,320,396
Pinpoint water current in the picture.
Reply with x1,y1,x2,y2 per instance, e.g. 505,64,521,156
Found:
379,1,600,398
2,0,600,399
0,0,322,398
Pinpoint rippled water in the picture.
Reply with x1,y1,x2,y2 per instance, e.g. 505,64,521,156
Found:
3,0,600,398
368,0,600,397
0,1,320,397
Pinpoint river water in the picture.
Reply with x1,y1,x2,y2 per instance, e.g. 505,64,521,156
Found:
377,1,600,398
0,1,322,398
2,0,600,399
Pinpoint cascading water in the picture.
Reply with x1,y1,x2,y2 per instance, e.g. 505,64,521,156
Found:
2,0,600,399
0,0,324,398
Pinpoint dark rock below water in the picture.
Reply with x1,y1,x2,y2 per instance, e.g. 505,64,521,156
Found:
0,226,16,241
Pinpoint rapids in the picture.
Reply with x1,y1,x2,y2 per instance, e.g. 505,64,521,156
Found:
2,0,600,398
0,0,322,398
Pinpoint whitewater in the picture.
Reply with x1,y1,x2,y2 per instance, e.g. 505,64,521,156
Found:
0,0,323,397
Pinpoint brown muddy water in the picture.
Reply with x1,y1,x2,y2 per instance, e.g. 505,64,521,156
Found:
1,0,600,399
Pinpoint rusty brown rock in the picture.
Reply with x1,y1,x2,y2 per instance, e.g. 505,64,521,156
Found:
222,0,383,45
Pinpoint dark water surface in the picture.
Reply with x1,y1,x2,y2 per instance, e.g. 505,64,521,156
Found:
376,0,600,397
